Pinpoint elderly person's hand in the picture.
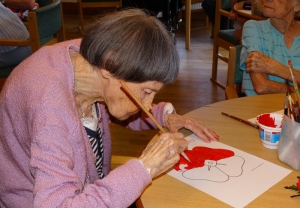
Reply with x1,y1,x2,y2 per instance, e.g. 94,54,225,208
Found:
245,51,285,74
164,113,219,143
139,132,187,179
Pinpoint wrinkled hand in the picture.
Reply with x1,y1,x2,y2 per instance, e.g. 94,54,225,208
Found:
139,132,187,179
245,52,278,74
164,113,219,143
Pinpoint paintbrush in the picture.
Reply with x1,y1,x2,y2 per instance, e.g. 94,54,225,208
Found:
288,60,300,106
287,94,295,121
284,92,290,117
119,80,191,163
221,112,259,129
288,60,300,122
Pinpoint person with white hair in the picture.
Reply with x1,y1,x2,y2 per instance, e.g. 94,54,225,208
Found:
240,0,300,96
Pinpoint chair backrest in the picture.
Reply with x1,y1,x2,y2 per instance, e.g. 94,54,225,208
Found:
214,0,239,46
37,0,53,7
225,45,243,99
27,0,65,52
222,0,232,10
0,66,15,89
227,45,243,85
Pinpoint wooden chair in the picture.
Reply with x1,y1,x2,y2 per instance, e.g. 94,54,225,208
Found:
225,45,244,99
181,0,209,31
210,0,240,90
0,0,65,90
27,0,65,52
77,0,122,32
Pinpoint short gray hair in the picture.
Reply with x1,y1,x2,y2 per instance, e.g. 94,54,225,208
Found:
80,9,179,84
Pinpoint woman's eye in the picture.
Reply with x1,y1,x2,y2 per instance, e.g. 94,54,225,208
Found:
144,89,152,95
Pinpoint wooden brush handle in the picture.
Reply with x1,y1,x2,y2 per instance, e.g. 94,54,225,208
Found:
120,80,167,133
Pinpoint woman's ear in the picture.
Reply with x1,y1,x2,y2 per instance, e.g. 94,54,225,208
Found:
100,69,112,79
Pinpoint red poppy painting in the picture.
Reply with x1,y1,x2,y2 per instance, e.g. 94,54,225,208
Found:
174,146,245,182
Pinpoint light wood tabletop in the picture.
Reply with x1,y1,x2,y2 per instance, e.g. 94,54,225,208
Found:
140,94,300,207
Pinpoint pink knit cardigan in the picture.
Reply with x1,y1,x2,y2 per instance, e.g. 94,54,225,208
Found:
0,39,170,207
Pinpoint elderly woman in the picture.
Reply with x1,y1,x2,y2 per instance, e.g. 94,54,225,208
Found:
240,0,300,96
0,9,218,207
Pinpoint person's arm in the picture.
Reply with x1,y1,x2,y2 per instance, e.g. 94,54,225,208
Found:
245,51,300,94
110,102,219,142
239,20,264,95
249,72,295,94
245,51,300,83
4,0,35,10
164,113,219,143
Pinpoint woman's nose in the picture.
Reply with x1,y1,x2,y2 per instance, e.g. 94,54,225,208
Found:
143,99,154,111
145,103,153,111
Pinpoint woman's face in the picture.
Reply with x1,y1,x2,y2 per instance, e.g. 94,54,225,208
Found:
263,0,300,19
104,77,164,121
263,0,298,18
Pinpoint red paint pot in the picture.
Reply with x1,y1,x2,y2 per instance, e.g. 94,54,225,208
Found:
256,113,283,149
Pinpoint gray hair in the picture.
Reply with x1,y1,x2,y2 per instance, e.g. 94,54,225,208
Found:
80,9,179,84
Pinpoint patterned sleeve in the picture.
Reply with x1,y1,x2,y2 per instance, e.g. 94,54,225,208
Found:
240,20,265,71
239,20,266,96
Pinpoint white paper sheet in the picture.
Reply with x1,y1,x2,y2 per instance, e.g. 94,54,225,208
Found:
168,134,291,208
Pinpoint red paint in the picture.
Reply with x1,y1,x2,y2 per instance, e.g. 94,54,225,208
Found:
174,146,234,171
297,177,300,190
257,113,281,128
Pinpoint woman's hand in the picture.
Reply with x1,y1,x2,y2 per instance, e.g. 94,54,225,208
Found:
139,132,187,179
245,51,298,87
164,113,219,143
245,52,279,74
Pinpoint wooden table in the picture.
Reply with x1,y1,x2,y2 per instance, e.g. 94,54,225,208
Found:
140,94,300,207
233,1,266,21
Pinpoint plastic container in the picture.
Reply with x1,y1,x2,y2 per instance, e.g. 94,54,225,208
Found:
278,115,300,170
256,113,283,149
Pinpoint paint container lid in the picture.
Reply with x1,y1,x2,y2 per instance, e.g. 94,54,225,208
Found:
256,113,283,149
